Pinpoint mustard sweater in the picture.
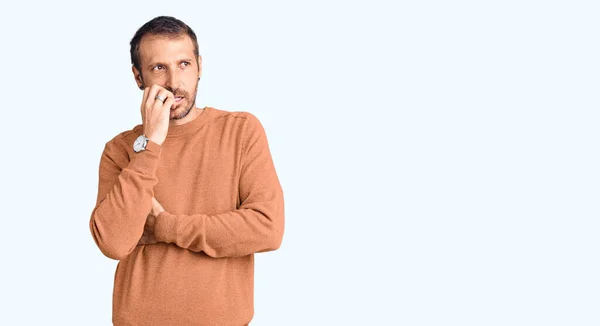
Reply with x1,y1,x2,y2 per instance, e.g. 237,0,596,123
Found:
89,106,285,325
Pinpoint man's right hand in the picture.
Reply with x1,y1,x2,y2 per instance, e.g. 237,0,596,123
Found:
140,85,175,146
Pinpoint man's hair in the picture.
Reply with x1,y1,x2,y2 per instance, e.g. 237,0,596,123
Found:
130,16,199,72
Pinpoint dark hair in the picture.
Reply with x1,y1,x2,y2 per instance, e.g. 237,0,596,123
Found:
130,16,199,72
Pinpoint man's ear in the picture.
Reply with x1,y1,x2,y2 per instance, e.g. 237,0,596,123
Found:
132,65,144,90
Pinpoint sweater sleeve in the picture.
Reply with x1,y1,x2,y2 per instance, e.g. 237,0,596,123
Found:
153,114,285,258
89,138,161,260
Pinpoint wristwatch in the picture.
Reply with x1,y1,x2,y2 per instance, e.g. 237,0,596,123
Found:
133,134,160,153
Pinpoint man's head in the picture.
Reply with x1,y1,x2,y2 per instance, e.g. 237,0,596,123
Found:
130,16,202,120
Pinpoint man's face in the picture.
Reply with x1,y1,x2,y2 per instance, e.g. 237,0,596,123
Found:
133,34,202,120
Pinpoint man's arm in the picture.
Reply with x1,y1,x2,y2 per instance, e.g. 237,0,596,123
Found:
153,114,285,258
89,138,161,260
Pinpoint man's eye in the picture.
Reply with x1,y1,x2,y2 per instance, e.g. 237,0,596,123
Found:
180,62,190,68
153,65,164,71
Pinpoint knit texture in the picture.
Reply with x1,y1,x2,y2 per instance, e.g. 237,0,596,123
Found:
89,106,284,325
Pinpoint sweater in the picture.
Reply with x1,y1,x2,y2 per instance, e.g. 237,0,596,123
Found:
89,106,285,325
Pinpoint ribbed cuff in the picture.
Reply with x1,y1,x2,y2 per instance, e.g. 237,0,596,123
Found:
145,139,162,154
154,211,178,243
128,149,161,177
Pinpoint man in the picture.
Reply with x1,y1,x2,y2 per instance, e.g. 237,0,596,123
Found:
89,16,285,325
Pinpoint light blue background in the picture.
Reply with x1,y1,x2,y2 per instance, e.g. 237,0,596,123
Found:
0,1,598,325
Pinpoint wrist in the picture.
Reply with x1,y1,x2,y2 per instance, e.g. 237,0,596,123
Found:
148,137,163,146
145,138,162,153
142,130,164,146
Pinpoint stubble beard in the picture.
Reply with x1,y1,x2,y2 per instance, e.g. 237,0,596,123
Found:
171,81,198,120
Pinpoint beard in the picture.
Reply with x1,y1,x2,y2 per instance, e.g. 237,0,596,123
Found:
169,81,198,120
171,100,194,120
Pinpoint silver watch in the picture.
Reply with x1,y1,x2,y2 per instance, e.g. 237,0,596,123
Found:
133,134,149,152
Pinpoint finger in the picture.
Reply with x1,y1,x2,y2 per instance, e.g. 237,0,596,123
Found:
162,95,175,111
140,87,150,120
146,85,163,108
155,198,165,211
142,87,150,107
153,89,173,108
163,90,175,101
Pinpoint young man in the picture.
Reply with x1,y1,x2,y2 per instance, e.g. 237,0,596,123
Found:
89,16,285,325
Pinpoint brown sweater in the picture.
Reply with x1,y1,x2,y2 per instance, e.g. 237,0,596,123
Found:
89,106,285,325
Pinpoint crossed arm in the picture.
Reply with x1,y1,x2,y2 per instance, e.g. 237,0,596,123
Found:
89,114,284,260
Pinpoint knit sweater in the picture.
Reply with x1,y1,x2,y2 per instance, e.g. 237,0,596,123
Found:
89,106,285,325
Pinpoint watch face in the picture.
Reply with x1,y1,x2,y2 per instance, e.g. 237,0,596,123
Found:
133,135,146,152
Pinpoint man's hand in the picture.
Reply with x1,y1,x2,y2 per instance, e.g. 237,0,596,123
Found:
151,196,166,217
141,85,175,146
137,197,166,246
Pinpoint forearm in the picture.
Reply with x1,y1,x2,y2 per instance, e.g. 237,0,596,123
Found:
154,189,284,258
89,146,160,260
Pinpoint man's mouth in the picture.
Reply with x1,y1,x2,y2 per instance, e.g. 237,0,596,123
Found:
175,96,184,103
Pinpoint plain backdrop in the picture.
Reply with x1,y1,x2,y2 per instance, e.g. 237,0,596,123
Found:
0,1,598,325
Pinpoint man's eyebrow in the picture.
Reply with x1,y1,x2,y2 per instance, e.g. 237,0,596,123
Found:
145,58,193,69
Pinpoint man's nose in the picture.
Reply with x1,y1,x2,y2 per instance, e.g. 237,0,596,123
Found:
165,68,180,90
